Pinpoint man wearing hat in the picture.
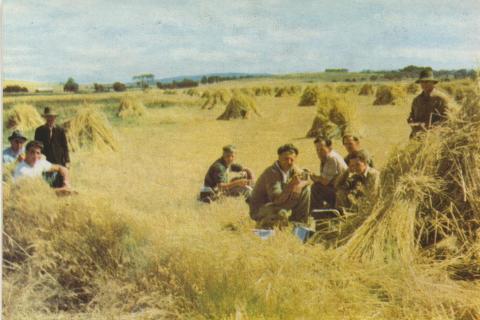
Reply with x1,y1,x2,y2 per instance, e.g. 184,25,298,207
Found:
200,145,254,203
407,69,450,138
34,107,70,187
3,130,28,164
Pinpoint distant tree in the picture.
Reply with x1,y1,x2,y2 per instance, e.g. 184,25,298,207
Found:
93,83,106,92
200,76,208,84
133,73,155,88
3,85,28,93
63,77,79,92
113,82,127,92
369,75,378,81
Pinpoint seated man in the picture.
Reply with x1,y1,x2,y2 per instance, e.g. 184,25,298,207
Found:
200,145,254,203
335,150,380,211
13,140,71,191
310,137,347,211
249,144,311,229
3,130,27,164
342,134,374,168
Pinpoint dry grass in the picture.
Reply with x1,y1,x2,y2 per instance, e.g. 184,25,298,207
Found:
373,85,405,105
359,84,374,96
3,80,480,319
217,94,260,120
4,103,44,132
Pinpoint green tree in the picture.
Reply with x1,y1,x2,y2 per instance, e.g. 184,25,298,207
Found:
133,73,154,89
64,77,79,92
113,82,127,92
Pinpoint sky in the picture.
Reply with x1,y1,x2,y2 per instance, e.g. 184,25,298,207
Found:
3,0,480,83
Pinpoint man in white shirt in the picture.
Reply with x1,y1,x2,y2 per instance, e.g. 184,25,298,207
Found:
309,136,347,211
14,140,71,190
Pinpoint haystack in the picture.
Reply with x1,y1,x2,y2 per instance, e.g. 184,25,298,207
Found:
217,94,260,120
64,106,118,152
117,97,146,118
185,88,200,96
275,85,301,97
341,92,480,272
336,85,357,94
254,86,273,96
306,93,357,139
373,85,403,105
405,83,418,94
358,84,374,96
298,86,320,106
201,89,231,109
5,104,43,131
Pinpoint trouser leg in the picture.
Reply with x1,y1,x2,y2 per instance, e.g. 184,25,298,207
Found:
251,205,288,229
310,182,336,212
289,186,310,223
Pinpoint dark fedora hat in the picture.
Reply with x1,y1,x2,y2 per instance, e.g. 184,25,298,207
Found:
415,69,438,84
8,130,28,142
42,107,58,117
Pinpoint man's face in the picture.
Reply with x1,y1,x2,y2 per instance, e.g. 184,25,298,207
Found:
25,147,42,166
10,139,25,153
420,81,435,92
343,137,360,153
223,152,235,166
349,158,367,175
315,141,330,159
278,152,296,171
45,115,56,126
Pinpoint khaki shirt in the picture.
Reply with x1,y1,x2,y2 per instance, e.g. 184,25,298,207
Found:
407,88,449,132
249,161,302,215
336,166,380,200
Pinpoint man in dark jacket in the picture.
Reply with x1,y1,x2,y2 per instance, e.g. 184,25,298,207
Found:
34,107,70,187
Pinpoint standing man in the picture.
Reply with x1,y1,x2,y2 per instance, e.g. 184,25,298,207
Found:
249,144,311,229
3,130,28,164
35,107,70,187
407,70,450,139
342,135,374,168
336,150,380,211
310,137,347,211
200,145,254,203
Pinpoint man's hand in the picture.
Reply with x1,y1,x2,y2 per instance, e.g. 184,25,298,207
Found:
17,154,25,162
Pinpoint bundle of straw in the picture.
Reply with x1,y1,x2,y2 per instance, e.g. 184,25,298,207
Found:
298,86,320,106
5,104,43,131
201,89,231,109
217,94,260,120
117,96,146,118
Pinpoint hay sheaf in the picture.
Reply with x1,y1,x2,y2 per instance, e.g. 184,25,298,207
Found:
254,86,273,96
217,94,260,120
201,89,231,109
342,92,480,273
275,85,301,97
406,83,419,94
358,84,374,96
298,86,320,106
64,105,118,152
373,85,404,105
5,104,43,131
306,93,357,139
117,97,146,118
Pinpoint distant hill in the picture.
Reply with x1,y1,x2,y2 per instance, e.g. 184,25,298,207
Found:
156,72,271,83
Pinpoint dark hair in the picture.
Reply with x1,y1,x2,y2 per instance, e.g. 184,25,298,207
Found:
26,140,44,151
277,143,299,156
342,135,360,144
348,150,368,164
313,136,332,147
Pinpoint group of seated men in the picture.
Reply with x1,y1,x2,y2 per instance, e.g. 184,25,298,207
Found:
3,107,71,192
200,135,379,229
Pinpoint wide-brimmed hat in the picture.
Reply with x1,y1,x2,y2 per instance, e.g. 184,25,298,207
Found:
8,130,28,142
42,107,58,117
415,69,438,84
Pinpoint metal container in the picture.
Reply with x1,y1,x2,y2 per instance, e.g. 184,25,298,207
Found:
253,229,275,240
293,225,315,243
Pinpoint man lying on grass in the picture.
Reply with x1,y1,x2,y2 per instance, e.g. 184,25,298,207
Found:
200,145,255,203
249,144,311,229
13,140,72,193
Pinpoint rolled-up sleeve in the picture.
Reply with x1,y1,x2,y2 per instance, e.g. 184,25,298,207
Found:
321,158,338,183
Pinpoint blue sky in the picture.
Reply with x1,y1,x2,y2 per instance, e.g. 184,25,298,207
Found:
3,0,480,83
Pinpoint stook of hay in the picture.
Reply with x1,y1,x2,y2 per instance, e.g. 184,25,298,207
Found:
358,84,374,96
373,85,404,105
336,84,357,94
298,86,320,106
184,88,200,96
117,96,146,118
406,83,419,94
64,105,118,152
275,85,301,97
217,94,260,120
306,92,357,139
254,86,273,96
5,104,43,131
201,89,231,109
342,92,480,273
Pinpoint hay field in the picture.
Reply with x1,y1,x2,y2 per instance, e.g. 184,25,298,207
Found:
3,79,480,319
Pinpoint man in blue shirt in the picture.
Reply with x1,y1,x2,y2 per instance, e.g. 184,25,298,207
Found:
3,130,27,164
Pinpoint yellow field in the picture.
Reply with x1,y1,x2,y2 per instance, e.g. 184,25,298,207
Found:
3,80,480,319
